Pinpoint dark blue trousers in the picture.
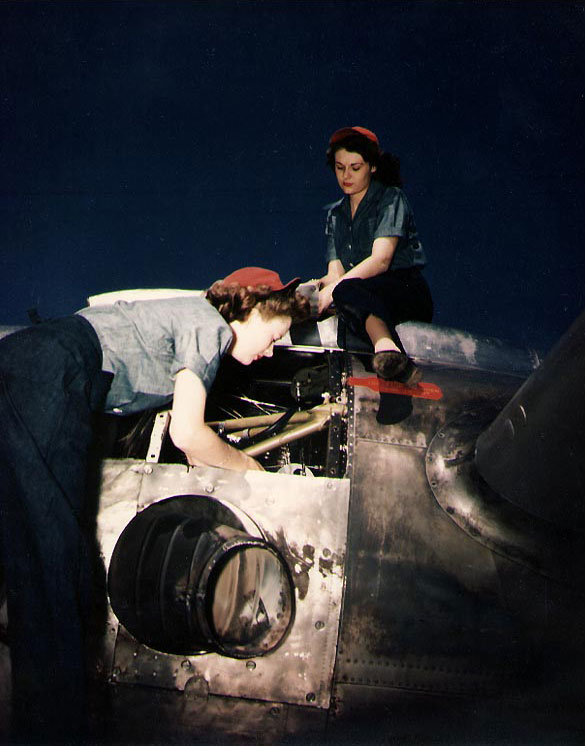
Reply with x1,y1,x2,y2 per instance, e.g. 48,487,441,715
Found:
0,316,110,742
332,268,434,352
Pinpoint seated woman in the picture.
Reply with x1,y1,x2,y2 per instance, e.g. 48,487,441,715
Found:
0,266,309,742
318,126,433,383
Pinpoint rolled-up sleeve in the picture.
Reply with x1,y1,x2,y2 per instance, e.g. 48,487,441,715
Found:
374,189,408,239
172,322,233,393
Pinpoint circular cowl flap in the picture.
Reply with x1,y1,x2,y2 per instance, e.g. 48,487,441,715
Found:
108,494,295,658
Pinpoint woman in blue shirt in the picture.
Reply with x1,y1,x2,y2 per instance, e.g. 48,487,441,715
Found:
0,266,308,742
318,126,433,384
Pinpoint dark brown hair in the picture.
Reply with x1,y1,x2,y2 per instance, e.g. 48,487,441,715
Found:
326,133,403,188
205,282,310,324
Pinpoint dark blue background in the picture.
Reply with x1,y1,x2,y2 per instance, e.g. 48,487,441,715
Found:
1,0,584,351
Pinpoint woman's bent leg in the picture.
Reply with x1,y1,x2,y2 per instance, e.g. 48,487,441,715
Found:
332,270,433,351
333,271,433,382
365,314,400,352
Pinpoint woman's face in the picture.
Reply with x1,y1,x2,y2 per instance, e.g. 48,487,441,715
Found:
334,148,375,198
228,309,291,365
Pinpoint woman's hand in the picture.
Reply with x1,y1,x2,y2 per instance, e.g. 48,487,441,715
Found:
320,260,345,289
318,284,336,314
318,259,345,313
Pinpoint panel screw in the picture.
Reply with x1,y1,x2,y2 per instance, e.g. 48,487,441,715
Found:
144,465,153,475
270,707,280,718
246,660,256,671
205,483,215,493
315,621,325,630
181,660,192,670
306,692,316,703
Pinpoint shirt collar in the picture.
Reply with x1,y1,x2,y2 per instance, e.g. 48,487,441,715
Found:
340,179,385,220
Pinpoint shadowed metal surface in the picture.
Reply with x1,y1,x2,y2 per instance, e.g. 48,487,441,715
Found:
427,406,585,587
336,364,531,700
475,309,585,532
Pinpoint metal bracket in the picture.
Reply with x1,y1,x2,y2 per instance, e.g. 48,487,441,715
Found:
146,410,171,463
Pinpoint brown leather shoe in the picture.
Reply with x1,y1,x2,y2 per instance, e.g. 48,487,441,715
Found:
396,357,422,385
372,350,409,380
373,350,422,385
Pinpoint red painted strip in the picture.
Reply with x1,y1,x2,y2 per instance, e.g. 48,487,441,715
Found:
347,376,443,400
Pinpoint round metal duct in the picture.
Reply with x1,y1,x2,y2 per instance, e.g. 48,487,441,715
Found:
108,495,295,658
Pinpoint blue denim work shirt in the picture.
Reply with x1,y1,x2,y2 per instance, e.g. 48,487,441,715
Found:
325,180,426,271
77,297,233,415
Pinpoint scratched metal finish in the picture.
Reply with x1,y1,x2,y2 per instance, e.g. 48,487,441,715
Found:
96,461,350,709
335,360,532,698
336,440,530,695
349,355,525,450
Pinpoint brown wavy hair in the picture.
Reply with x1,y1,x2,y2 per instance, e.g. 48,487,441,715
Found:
205,282,310,324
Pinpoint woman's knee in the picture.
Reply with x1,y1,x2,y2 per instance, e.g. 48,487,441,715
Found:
332,277,364,304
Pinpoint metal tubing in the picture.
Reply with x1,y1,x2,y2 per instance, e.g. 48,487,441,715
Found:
242,403,346,458
207,411,312,431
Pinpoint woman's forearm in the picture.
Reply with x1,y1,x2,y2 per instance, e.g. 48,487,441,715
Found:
318,239,397,313
334,253,390,283
171,421,262,471
326,237,398,288
170,369,262,471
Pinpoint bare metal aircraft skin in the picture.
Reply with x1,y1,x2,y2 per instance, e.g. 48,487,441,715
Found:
1,306,584,744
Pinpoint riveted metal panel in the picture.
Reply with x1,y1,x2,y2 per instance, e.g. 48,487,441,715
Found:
96,460,350,709
336,437,531,696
